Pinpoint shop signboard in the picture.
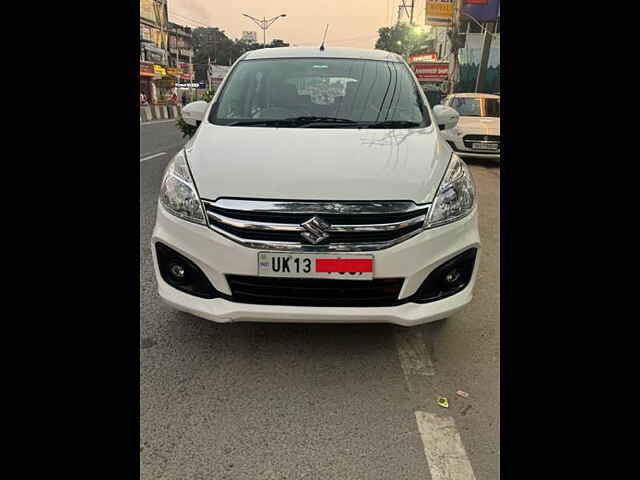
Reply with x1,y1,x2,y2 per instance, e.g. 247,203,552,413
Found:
408,53,438,63
140,0,155,22
153,65,166,76
155,77,175,89
140,62,155,77
426,0,454,27
208,65,230,89
179,63,193,81
462,0,499,22
412,62,449,82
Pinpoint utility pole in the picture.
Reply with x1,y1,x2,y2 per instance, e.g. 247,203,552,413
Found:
397,1,415,25
449,0,463,95
474,21,494,92
160,0,169,67
242,13,287,48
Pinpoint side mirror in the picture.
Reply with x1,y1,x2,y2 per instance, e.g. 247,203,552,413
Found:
181,101,209,127
432,105,459,130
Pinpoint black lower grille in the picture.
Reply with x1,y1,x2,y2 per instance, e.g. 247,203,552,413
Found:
226,275,404,307
464,134,500,142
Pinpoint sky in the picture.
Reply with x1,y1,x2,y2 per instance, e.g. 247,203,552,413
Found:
169,0,428,49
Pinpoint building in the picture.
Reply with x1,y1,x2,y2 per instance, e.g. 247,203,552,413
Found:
140,0,169,103
431,1,500,93
140,1,195,103
168,22,195,91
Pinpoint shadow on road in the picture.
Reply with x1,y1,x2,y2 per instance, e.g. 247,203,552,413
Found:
169,311,394,352
463,157,500,169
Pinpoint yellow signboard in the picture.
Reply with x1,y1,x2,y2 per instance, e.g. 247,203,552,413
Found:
153,65,166,76
140,0,155,22
426,0,453,26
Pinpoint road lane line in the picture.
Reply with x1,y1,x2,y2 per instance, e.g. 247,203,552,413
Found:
415,411,477,480
393,327,435,392
140,152,167,162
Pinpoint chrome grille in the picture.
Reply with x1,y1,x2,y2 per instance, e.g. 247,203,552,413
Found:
201,199,429,251
463,134,500,151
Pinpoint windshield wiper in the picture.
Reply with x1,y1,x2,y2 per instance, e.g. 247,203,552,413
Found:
282,116,357,125
365,120,423,129
226,117,357,127
226,119,291,126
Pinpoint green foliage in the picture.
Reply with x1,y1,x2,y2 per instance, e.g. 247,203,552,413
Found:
191,27,289,70
176,116,197,139
375,23,435,58
175,87,217,139
203,87,216,103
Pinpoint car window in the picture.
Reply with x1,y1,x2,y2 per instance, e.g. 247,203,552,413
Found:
450,97,500,118
484,98,500,117
209,58,429,127
450,98,481,116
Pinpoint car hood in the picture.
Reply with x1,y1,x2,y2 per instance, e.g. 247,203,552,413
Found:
457,116,500,136
186,123,451,204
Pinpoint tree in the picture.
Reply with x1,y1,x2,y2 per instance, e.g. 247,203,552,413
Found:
192,27,291,67
375,23,434,58
192,27,234,66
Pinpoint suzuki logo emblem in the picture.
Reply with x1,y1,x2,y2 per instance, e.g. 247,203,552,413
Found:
300,216,331,244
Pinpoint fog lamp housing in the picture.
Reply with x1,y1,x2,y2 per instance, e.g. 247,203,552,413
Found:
412,248,477,303
155,243,217,298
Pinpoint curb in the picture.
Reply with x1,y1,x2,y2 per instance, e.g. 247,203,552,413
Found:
140,104,182,123
140,119,178,126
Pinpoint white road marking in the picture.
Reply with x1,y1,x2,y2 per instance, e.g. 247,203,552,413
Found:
415,411,477,480
393,327,435,392
140,152,167,162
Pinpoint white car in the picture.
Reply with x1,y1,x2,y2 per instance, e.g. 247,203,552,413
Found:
440,93,500,160
151,47,480,327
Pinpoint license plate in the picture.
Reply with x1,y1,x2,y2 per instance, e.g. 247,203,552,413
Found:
258,252,374,280
472,142,498,150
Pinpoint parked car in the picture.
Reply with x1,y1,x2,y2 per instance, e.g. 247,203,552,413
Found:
440,93,500,160
152,47,480,327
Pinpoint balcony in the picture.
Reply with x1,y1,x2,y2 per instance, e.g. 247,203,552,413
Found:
169,48,193,57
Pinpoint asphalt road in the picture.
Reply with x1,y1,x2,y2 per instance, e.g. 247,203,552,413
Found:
140,121,500,480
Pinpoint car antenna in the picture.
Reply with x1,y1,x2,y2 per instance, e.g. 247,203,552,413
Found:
320,24,329,51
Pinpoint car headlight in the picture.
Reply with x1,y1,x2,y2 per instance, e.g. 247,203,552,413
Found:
425,153,476,228
159,150,206,225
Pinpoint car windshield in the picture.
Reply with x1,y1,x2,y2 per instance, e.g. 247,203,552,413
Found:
208,58,430,128
449,97,500,118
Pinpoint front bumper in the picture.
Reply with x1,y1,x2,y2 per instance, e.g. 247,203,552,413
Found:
456,150,500,160
443,134,500,160
151,203,481,327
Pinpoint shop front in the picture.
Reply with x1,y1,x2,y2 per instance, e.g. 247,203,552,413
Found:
153,75,176,104
140,62,156,103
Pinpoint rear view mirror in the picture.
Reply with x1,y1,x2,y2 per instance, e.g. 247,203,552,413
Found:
181,101,209,127
432,105,459,130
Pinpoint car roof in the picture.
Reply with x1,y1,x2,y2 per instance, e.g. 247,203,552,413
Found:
242,46,404,62
448,93,500,99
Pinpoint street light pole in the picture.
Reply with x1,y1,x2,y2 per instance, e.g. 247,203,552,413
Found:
242,13,287,48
